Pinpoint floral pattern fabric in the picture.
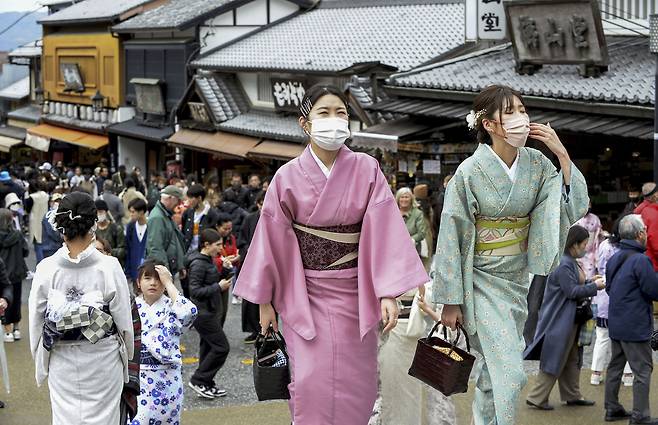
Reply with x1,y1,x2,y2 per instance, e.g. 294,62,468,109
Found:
433,145,589,425
575,212,602,279
130,294,197,425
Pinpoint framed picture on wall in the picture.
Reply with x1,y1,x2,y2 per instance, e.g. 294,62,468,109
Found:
60,63,85,92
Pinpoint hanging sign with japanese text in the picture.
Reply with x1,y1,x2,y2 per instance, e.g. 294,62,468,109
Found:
504,0,608,67
271,78,307,113
478,0,507,40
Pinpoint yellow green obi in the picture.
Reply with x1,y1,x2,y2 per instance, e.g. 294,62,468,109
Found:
475,216,530,256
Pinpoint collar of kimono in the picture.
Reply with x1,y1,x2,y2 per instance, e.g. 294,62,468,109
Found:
299,144,349,194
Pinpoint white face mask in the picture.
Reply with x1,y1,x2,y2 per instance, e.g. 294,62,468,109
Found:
9,204,20,213
309,117,350,151
97,213,107,223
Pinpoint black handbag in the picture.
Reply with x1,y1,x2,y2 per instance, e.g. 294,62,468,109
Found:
651,330,658,351
574,298,593,325
253,329,291,401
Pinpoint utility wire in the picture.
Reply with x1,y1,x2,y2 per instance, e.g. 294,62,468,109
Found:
600,1,650,28
601,17,649,36
0,6,45,37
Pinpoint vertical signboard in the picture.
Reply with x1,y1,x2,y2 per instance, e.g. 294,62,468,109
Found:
478,0,507,40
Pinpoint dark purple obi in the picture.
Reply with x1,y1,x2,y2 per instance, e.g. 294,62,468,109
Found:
292,222,362,271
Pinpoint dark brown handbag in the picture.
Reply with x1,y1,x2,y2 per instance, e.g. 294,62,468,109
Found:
408,321,476,396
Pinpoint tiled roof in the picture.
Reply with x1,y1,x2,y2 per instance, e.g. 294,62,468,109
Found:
0,77,30,101
347,76,396,124
195,74,249,124
39,0,154,24
113,0,237,32
218,110,306,143
114,0,318,32
390,37,654,106
7,105,41,123
193,2,464,72
9,40,42,59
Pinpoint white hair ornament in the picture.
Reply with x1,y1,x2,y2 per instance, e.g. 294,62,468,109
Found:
466,109,486,130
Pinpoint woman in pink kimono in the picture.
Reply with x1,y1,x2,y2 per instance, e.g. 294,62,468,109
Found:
235,84,428,425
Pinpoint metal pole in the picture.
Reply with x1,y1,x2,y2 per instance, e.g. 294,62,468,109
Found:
654,58,658,183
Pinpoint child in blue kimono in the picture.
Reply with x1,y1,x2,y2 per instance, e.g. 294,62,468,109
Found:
130,260,197,425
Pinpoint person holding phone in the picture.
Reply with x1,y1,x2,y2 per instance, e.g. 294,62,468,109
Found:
187,229,233,399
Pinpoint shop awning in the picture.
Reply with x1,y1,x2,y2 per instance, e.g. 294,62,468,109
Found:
168,128,260,158
27,124,109,150
0,136,23,152
248,140,306,161
351,117,434,153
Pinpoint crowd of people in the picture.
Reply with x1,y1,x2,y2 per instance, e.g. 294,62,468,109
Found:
0,82,654,425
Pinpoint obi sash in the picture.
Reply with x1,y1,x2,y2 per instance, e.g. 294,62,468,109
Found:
474,216,530,256
292,222,362,271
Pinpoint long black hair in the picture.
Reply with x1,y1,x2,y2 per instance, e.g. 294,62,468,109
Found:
564,224,589,256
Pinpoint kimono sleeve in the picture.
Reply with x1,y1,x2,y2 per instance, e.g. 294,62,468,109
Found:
28,261,49,358
107,258,134,362
168,294,198,330
528,155,589,275
432,169,478,307
359,166,428,299
234,176,300,305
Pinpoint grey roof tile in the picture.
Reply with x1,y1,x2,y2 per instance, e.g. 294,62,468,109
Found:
195,74,249,124
193,2,464,72
7,105,41,123
0,77,29,101
9,39,42,59
218,110,306,143
391,37,654,106
113,0,237,31
39,0,155,24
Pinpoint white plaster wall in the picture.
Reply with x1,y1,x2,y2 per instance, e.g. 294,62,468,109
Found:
236,0,267,26
270,0,299,21
200,27,257,53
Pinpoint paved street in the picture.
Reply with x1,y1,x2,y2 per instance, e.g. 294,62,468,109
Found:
0,251,655,424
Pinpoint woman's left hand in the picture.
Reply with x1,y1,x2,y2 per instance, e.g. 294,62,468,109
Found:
380,298,399,334
529,123,568,159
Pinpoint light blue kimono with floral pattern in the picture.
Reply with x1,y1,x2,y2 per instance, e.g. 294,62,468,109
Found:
131,294,197,425
433,144,588,425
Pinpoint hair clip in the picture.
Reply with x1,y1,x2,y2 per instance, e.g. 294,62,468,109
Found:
466,109,486,130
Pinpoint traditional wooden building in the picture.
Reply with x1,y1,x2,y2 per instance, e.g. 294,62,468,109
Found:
109,0,317,178
26,0,161,167
176,0,468,183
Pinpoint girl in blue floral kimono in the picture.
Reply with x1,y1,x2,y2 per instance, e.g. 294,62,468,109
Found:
131,260,197,425
434,85,589,425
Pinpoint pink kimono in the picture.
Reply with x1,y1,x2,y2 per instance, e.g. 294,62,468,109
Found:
235,145,428,424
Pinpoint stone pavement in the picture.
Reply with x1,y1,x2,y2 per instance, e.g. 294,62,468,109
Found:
0,248,655,424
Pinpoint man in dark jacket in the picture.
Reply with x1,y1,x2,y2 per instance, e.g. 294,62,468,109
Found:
217,192,247,236
181,184,220,253
244,174,263,212
604,214,658,424
145,186,186,277
223,174,249,210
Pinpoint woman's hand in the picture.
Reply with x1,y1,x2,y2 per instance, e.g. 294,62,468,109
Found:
381,298,399,333
441,304,463,331
155,265,178,301
260,303,278,334
417,293,441,322
529,122,571,183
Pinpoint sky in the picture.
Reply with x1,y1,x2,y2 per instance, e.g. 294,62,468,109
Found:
0,0,43,13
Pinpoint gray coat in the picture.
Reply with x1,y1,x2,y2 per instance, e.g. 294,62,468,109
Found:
523,255,598,376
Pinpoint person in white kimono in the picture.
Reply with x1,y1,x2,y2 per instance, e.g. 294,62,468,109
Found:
29,191,134,425
131,259,197,425
435,85,589,425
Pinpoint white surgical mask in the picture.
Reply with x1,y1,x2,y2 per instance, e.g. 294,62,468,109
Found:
502,114,530,148
9,204,20,213
309,117,350,151
97,213,107,222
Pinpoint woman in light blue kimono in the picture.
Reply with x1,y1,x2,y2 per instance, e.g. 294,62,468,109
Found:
434,85,589,425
